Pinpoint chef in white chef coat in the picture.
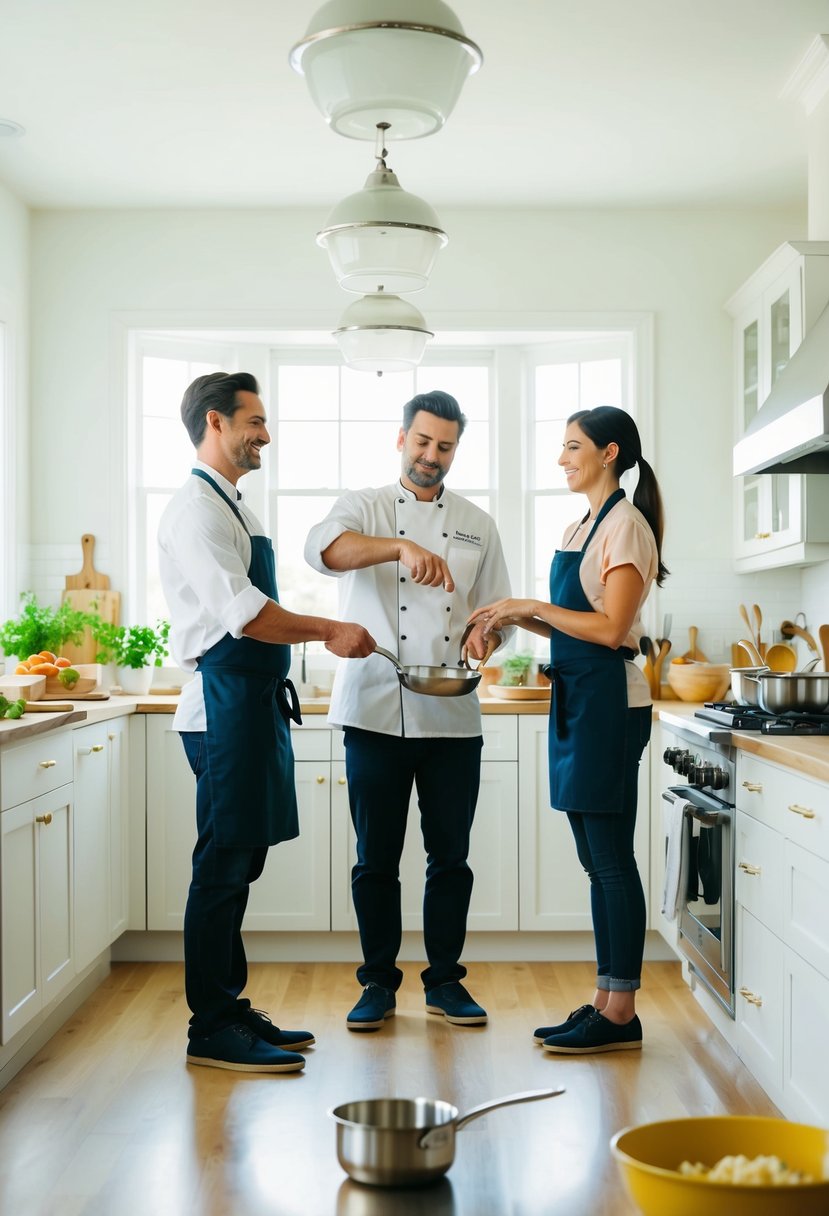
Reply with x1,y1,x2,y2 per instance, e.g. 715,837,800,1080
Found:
304,390,512,1031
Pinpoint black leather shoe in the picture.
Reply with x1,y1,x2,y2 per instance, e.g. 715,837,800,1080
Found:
186,1023,305,1073
347,984,396,1031
425,981,487,1025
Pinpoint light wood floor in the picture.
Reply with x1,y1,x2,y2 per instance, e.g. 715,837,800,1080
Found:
0,960,777,1216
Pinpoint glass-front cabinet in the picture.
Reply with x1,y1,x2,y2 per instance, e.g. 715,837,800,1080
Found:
728,243,829,571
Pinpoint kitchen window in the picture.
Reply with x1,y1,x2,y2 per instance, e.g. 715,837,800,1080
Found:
131,326,645,639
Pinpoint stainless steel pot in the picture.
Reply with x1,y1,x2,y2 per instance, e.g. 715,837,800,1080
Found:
745,671,829,715
330,1088,564,1187
374,647,481,697
730,665,769,706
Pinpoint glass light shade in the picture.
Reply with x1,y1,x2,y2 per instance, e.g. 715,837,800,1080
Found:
290,1,483,140
317,167,448,292
334,291,434,373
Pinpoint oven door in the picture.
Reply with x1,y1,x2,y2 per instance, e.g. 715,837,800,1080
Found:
671,785,735,1017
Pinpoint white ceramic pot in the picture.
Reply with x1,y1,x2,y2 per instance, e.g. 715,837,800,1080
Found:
116,665,153,695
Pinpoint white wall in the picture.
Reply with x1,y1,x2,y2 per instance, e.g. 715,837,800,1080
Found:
28,204,809,655
0,181,29,616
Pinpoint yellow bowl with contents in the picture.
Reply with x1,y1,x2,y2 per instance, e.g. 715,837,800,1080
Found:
611,1116,829,1216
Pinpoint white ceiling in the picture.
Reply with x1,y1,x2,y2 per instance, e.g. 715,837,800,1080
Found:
0,0,826,211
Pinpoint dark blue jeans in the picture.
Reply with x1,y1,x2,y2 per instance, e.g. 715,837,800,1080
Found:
565,706,651,993
343,728,483,992
180,732,268,1037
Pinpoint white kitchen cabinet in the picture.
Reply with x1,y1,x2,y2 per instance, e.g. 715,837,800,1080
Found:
72,717,130,971
144,716,333,930
1,781,74,1044
728,242,829,570
73,724,110,970
517,715,650,930
734,750,829,1123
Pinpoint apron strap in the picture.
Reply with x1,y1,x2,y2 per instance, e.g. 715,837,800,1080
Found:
265,676,303,726
192,467,252,535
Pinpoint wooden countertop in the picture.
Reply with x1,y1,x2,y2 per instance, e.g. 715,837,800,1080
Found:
3,691,828,783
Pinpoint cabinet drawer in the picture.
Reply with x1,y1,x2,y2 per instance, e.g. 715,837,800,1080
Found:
290,726,331,763
1,730,74,811
737,754,829,862
784,947,829,1126
784,839,829,978
735,812,784,937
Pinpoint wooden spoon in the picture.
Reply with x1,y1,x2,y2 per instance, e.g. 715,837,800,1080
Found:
765,643,797,672
739,604,754,642
752,604,763,651
820,624,829,673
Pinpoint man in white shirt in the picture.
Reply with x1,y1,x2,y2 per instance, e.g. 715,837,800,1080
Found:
305,391,511,1031
158,371,374,1074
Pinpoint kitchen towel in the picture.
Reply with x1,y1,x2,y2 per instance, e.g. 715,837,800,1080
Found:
661,789,690,921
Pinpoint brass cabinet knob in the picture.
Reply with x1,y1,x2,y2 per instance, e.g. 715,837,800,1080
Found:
738,986,762,1007
338,776,346,785
38,759,57,769
741,781,762,793
35,813,53,826
316,775,326,784
738,861,761,876
788,803,816,819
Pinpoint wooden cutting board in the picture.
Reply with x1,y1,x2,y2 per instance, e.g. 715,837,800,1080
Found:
60,536,121,664
65,533,110,590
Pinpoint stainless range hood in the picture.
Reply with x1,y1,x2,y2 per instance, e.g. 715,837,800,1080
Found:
733,298,829,475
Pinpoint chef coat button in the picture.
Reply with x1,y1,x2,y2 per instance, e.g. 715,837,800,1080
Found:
399,530,405,535
442,532,448,538
401,606,407,611
398,498,405,503
437,503,444,508
444,636,449,642
401,635,407,641
400,577,406,583
446,606,451,612
441,663,447,667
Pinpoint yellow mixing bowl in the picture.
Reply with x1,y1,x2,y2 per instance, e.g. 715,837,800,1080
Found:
611,1116,829,1216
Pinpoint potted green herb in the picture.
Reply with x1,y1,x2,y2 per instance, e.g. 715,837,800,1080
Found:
498,652,535,687
93,619,170,694
0,592,96,666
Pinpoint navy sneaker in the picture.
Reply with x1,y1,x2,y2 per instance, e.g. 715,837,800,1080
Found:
425,981,487,1026
186,1023,306,1072
346,984,396,1031
533,1004,594,1043
542,1009,642,1054
241,1007,315,1051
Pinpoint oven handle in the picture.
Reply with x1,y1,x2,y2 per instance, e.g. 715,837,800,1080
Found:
684,805,728,828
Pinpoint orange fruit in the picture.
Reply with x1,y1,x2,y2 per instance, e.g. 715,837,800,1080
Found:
38,650,57,663
671,656,689,665
29,662,60,676
54,657,72,668
14,663,31,674
27,654,45,666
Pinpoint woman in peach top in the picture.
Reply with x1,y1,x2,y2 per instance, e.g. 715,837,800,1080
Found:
469,406,668,1054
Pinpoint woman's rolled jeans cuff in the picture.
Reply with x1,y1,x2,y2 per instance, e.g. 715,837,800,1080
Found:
596,977,641,993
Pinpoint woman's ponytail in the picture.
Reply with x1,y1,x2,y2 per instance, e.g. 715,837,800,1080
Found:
633,456,669,587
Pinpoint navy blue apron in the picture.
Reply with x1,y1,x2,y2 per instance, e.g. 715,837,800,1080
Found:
192,469,301,848
548,488,633,815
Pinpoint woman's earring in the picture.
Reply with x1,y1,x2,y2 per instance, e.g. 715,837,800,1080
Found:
602,462,607,469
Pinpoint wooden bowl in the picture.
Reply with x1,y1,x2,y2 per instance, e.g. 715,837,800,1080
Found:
666,661,730,703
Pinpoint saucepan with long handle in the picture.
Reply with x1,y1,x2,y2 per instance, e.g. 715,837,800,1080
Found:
330,1087,565,1187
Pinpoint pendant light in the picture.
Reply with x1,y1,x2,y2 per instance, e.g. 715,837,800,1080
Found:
289,0,483,140
333,287,434,375
317,124,447,293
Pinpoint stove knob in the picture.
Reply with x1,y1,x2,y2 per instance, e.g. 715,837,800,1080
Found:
663,747,681,767
710,766,729,791
678,751,695,777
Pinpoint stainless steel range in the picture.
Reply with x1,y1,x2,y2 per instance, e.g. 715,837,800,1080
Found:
660,713,736,1017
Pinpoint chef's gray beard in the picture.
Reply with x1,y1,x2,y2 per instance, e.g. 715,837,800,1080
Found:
404,460,446,489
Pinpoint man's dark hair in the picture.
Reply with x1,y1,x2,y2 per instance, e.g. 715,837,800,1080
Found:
402,390,467,438
180,371,260,446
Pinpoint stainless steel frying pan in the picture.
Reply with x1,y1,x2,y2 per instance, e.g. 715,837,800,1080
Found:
374,647,481,697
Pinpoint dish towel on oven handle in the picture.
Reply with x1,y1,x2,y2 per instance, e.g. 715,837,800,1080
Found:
661,789,694,921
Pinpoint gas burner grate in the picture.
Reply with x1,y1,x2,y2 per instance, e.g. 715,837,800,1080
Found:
696,703,829,735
